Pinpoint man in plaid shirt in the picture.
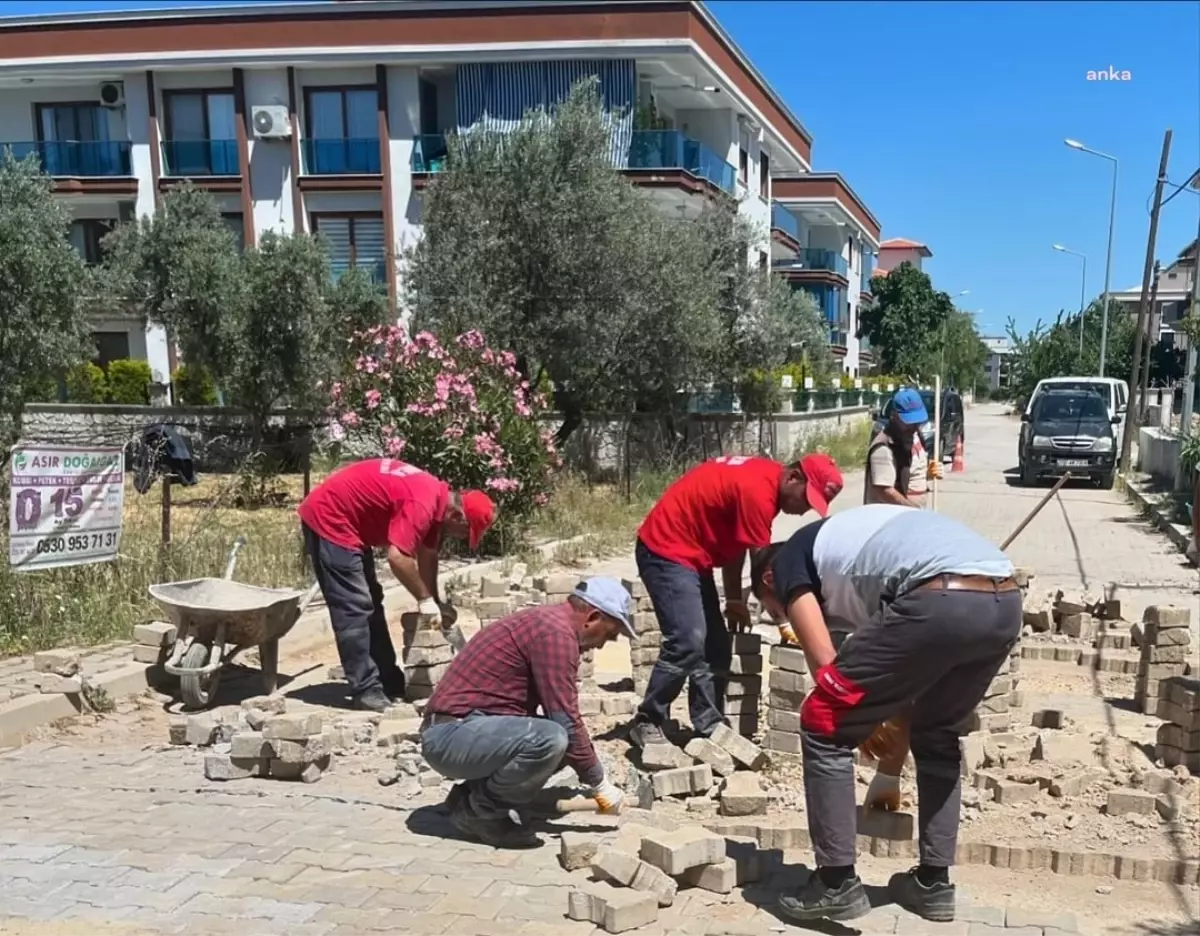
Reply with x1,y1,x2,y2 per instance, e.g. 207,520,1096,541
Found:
422,577,635,847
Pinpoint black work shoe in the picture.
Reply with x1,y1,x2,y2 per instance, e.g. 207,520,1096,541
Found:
449,799,539,849
628,720,667,749
777,872,870,923
444,783,469,814
888,867,956,922
352,687,393,713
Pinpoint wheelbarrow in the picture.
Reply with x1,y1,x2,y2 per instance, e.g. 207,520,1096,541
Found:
149,537,321,710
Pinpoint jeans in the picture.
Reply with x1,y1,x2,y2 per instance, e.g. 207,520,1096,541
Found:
634,539,731,736
303,524,404,699
800,585,1021,869
421,713,569,819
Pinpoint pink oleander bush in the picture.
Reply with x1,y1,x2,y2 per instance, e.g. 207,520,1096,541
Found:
327,326,560,546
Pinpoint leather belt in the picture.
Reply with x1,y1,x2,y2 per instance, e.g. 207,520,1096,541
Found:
915,574,1019,594
421,712,464,729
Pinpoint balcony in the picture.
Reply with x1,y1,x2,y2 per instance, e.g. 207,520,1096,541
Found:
2,140,131,177
161,140,239,177
412,134,449,174
625,130,737,196
860,263,874,297
772,248,849,279
770,202,801,245
301,138,381,176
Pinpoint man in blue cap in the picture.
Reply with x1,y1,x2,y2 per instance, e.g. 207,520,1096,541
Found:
865,388,941,509
421,577,635,847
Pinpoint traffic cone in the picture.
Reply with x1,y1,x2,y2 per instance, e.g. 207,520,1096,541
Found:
951,436,965,473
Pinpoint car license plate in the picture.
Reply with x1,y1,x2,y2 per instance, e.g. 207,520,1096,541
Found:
1057,459,1089,468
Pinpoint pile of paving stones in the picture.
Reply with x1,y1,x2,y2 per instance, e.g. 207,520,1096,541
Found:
762,644,809,757
1156,674,1200,774
1136,605,1191,716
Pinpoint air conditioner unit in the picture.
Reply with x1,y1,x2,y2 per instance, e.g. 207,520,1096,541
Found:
99,81,125,108
251,105,291,140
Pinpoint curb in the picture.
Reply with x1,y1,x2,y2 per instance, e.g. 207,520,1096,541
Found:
705,819,1200,885
1122,474,1191,553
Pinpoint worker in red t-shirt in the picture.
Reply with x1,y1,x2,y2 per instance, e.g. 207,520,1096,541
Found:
628,453,843,748
298,458,496,712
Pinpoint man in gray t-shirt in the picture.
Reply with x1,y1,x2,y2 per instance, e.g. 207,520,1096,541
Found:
749,505,1019,926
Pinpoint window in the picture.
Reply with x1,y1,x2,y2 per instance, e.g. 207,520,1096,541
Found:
419,78,439,137
221,212,245,253
312,213,386,281
758,251,768,271
305,87,380,173
92,331,130,370
35,103,112,175
847,236,855,272
738,146,748,185
69,219,114,265
759,152,769,199
163,90,238,175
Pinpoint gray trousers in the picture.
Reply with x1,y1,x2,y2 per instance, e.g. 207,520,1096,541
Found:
800,584,1021,868
421,713,568,819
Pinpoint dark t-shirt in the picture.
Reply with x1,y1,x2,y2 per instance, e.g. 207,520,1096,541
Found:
770,519,827,609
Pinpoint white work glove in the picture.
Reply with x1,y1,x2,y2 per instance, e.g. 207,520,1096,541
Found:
865,771,902,812
589,776,624,815
417,597,443,629
439,602,466,653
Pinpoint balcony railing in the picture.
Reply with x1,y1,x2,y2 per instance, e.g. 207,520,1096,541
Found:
161,140,239,176
2,140,131,177
860,264,875,295
772,248,848,277
770,202,800,242
301,138,381,175
410,130,738,196
627,130,737,195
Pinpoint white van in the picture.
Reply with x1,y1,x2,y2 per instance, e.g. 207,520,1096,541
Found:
1019,377,1130,461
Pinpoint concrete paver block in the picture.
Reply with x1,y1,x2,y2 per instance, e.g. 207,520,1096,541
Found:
731,633,761,655
39,674,82,694
678,857,737,894
261,713,323,741
269,755,330,783
639,828,724,875
1106,789,1157,816
131,645,165,664
684,737,736,777
641,742,693,771
271,734,333,765
768,645,808,673
1004,907,1079,931
719,772,768,817
376,718,423,746
559,832,599,871
185,713,218,747
1048,769,1101,798
767,668,808,694
204,754,265,781
590,885,658,933
132,622,177,647
987,778,1039,805
652,766,696,798
709,724,766,770
240,694,286,714
762,729,803,754
724,675,762,697
767,707,802,733
230,732,272,759
591,847,641,886
630,860,677,906
1031,709,1065,729
32,649,80,674
1032,730,1094,765
855,806,914,840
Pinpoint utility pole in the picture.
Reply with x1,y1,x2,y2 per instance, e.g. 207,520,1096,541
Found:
1120,129,1172,476
1139,261,1161,424
1176,207,1200,491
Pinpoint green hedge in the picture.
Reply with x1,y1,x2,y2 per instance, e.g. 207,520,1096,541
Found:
106,359,152,405
65,362,108,403
173,364,218,406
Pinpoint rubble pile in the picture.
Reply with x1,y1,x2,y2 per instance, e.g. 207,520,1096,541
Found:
565,821,771,933
131,622,176,666
762,645,809,757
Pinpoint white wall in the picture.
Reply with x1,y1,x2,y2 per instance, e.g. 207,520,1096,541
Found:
244,67,294,237
154,69,234,92
386,65,422,319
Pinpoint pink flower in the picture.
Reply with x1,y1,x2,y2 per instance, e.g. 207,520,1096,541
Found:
386,436,406,456
533,493,549,507
327,420,346,442
364,389,382,410
456,330,486,350
341,411,361,428
485,477,521,493
330,381,344,402
474,433,501,456
443,424,465,440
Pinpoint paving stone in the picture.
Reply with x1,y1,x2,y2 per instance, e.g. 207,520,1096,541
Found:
229,732,272,759
728,655,762,676
270,755,331,783
32,649,80,674
719,772,767,817
592,847,641,885
766,707,802,733
1106,789,1157,816
240,694,287,714
762,729,802,754
203,754,265,781
723,675,761,697
730,634,761,655
855,805,914,840
684,737,736,777
271,734,333,765
987,778,1039,805
38,673,82,694
1031,730,1094,764
639,828,724,875
768,645,808,673
767,668,808,694
133,622,177,647
678,857,737,894
262,713,323,740
630,860,677,906
642,742,694,771
185,713,219,746
708,724,766,770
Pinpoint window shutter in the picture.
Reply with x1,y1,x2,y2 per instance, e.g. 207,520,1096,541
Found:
317,217,352,278
352,216,386,281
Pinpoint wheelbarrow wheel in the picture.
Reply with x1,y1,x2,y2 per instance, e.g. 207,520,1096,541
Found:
259,639,280,695
180,641,222,710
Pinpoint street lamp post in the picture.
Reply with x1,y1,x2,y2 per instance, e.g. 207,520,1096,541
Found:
1065,139,1118,377
1052,244,1087,364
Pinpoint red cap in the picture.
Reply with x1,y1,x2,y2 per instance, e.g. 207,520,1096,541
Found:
798,453,843,518
461,490,496,549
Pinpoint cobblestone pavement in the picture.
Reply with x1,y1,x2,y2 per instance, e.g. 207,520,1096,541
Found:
0,644,138,705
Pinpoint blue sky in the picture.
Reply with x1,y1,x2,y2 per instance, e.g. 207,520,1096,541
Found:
2,0,1198,336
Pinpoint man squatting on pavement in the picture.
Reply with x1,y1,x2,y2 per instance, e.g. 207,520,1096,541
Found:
628,453,845,749
750,504,1021,924
864,387,943,510
298,458,496,713
421,578,635,847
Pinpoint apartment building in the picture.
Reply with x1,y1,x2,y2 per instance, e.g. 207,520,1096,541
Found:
770,173,881,373
1110,238,1196,351
0,0,880,383
981,335,1013,392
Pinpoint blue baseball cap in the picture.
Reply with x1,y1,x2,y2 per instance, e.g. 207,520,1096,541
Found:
891,388,929,425
572,577,635,638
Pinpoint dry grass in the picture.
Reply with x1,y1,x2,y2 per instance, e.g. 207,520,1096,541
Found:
792,418,872,470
